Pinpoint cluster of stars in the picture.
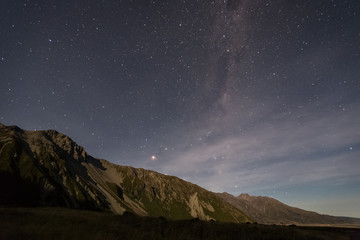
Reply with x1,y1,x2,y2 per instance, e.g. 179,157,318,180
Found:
0,0,359,217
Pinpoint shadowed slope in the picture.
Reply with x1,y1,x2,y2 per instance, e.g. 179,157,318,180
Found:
0,123,251,223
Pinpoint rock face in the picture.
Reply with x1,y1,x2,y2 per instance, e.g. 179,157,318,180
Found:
0,123,252,223
218,192,360,225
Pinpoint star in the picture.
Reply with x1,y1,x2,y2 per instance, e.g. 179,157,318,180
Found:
0,0,359,218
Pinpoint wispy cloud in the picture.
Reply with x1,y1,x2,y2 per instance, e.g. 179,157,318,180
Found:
152,102,360,194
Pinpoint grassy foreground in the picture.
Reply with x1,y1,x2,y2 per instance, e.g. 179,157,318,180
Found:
0,207,359,240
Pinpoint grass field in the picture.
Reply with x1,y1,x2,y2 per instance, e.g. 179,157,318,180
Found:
0,207,359,240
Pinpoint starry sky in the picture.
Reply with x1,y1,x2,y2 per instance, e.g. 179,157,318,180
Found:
1,0,360,217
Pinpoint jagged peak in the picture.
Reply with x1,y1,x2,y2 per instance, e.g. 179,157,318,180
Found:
236,193,282,205
237,193,250,199
43,129,61,135
42,130,75,146
0,123,88,162
219,192,235,197
0,123,254,223
0,124,25,136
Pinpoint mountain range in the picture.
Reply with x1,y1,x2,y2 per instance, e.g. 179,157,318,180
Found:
0,123,250,223
218,192,360,225
0,123,359,225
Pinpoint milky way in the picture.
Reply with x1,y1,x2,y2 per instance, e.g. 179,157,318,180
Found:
1,0,360,217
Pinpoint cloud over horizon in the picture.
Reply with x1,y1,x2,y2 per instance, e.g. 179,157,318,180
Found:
1,0,359,217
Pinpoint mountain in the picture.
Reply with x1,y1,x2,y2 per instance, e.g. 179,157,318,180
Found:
0,123,252,223
218,192,360,225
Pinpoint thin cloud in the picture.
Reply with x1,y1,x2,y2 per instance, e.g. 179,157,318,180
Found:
154,103,360,194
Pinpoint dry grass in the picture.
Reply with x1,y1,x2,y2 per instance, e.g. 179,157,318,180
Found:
1,207,359,240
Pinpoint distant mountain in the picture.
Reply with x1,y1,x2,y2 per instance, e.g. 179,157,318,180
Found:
0,123,251,223
218,192,360,225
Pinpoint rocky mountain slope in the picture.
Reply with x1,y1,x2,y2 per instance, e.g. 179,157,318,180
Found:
218,192,360,225
0,123,251,223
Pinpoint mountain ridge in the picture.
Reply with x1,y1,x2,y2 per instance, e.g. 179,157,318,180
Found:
2,123,359,225
0,123,251,223
218,192,360,225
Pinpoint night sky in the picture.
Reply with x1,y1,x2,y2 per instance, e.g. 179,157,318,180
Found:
1,0,360,217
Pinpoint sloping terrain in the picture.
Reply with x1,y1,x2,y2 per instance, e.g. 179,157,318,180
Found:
0,123,251,223
218,192,360,225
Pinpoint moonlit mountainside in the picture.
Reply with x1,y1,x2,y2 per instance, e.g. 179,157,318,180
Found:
0,0,359,217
